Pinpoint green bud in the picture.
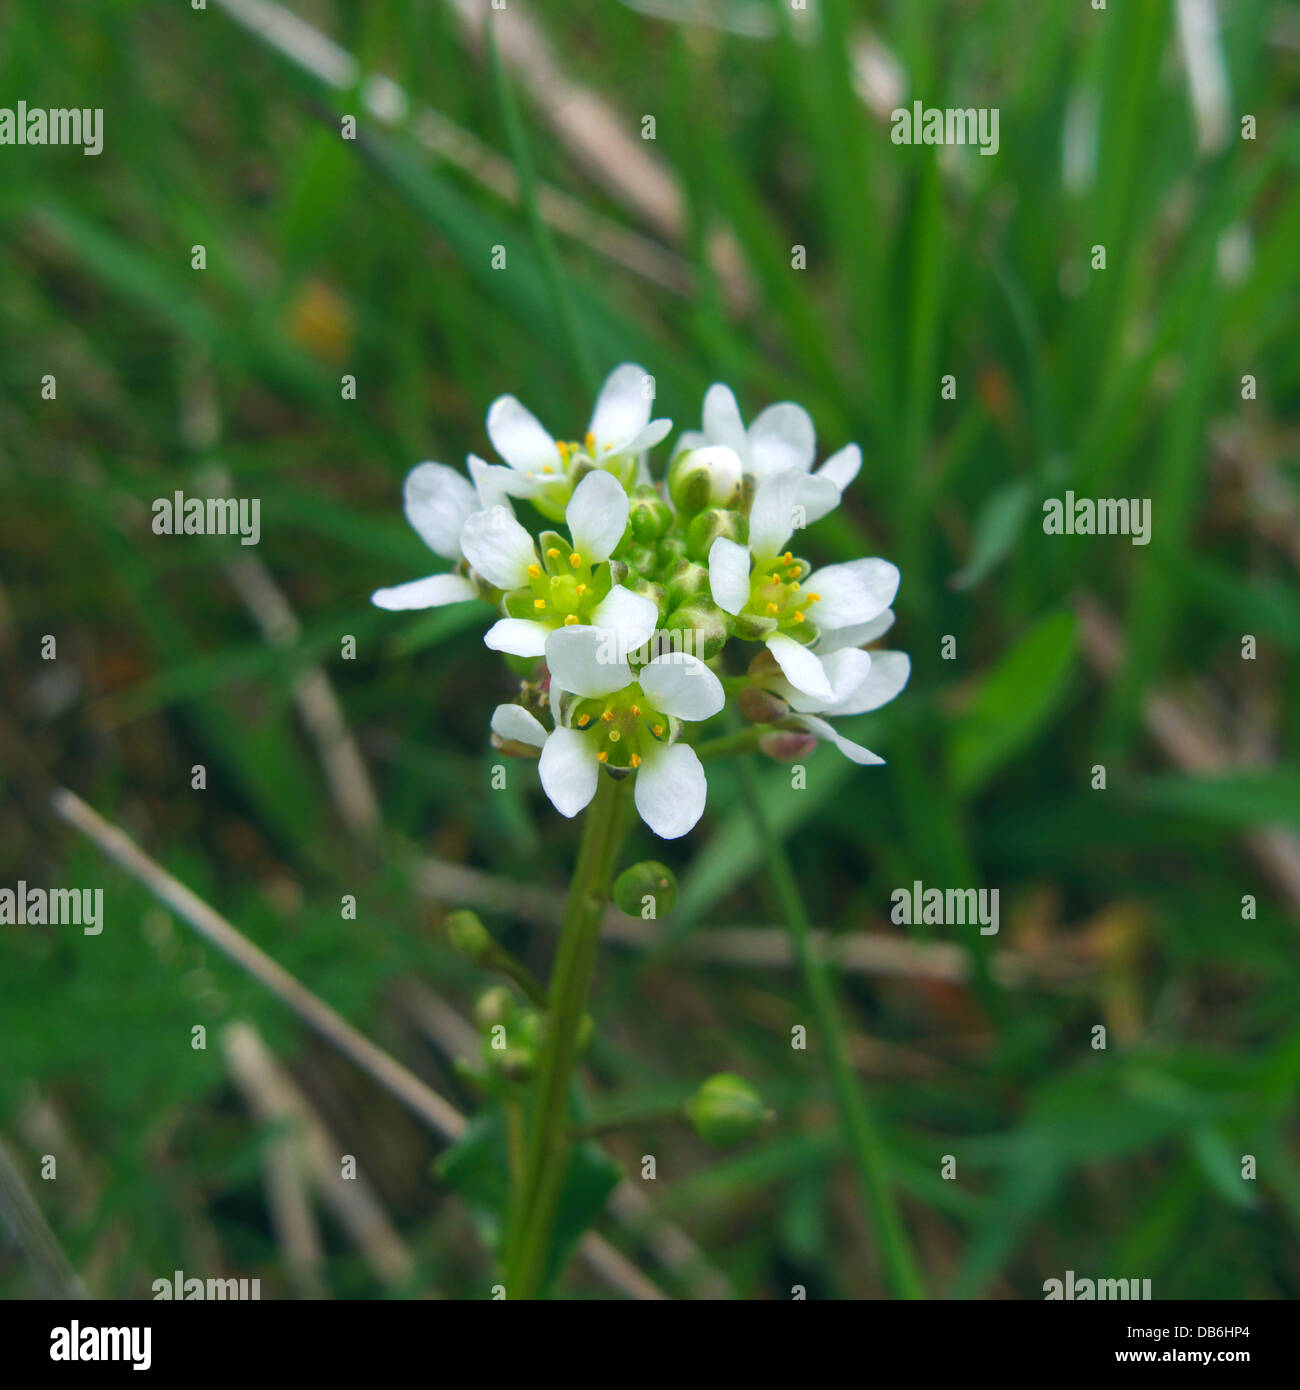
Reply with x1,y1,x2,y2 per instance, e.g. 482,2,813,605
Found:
499,1048,534,1082
446,909,493,963
628,486,673,544
613,860,679,918
619,543,658,574
685,507,748,564
668,445,742,515
737,685,790,724
732,609,778,642
685,1073,769,1148
656,534,689,568
665,558,711,608
474,986,515,1031
665,602,728,660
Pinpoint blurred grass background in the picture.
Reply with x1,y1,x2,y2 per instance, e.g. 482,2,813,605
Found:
2,0,1299,1299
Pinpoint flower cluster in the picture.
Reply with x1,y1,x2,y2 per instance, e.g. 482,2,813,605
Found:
373,366,910,839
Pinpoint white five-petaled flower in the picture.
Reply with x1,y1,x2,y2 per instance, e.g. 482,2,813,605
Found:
762,610,911,764
485,362,672,510
497,626,724,839
677,382,862,524
462,470,659,660
707,469,900,704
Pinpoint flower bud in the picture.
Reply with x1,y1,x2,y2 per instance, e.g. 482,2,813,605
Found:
627,486,673,545
445,909,493,963
664,602,728,660
759,730,819,762
732,610,778,642
737,685,790,724
613,860,679,918
619,543,658,575
668,446,743,515
473,985,515,1030
685,507,748,564
685,1073,769,1148
656,534,688,568
665,558,711,608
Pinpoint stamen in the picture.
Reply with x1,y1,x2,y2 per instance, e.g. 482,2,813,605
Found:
806,592,821,602
575,583,586,596
564,613,579,625
533,599,547,610
597,750,609,763
557,440,570,461
527,563,541,578
600,710,614,723
630,705,641,717
793,610,805,623
782,551,794,564
547,547,560,558
765,602,779,615
786,567,800,579
577,714,591,727
542,465,554,474
630,753,642,768
585,431,596,452
569,552,582,568
651,723,664,737
770,573,782,585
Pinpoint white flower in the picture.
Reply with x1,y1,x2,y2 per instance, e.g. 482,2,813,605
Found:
760,610,910,764
370,460,495,612
677,383,861,523
526,626,725,839
486,362,672,514
464,471,658,659
707,470,899,702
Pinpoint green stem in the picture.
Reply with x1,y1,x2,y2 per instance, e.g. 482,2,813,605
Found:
694,726,769,761
735,757,926,1299
502,772,629,1297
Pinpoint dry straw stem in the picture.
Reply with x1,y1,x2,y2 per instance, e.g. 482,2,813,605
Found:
0,1136,87,1299
51,788,665,1300
213,0,701,299
1075,593,1300,917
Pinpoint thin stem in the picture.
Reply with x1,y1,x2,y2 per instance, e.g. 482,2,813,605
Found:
487,15,596,399
735,757,926,1299
502,772,630,1297
694,726,769,761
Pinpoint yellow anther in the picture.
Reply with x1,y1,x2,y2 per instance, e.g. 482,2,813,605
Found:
782,551,794,564
806,592,821,602
651,723,664,737
577,713,592,727
527,563,541,578
790,581,801,591
600,710,614,723
564,613,579,625
603,443,614,452
547,547,560,558
630,753,642,768
786,567,800,579
765,602,779,615
793,610,805,623
533,599,547,610
542,465,554,474
575,583,586,596
557,440,570,461
569,552,582,568
770,573,782,585
585,431,596,452
597,750,609,763
608,730,621,743
630,705,641,717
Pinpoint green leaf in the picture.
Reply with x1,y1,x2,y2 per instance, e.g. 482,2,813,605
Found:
950,478,1035,591
1127,770,1300,828
948,608,1079,797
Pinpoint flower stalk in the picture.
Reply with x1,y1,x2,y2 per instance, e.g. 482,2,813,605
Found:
502,771,631,1298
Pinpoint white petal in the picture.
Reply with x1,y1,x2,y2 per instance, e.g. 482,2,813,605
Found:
403,462,478,560
817,443,862,493
484,618,550,657
544,624,632,698
623,418,673,455
701,383,748,457
794,714,885,765
795,472,844,526
817,608,896,654
747,468,806,556
591,585,659,658
588,363,653,453
707,536,752,616
638,652,725,722
486,394,559,474
784,648,873,714
690,444,744,504
672,429,706,460
765,632,835,702
371,573,475,611
491,704,548,747
829,650,911,716
748,402,815,476
460,506,538,590
804,558,900,631
538,728,600,818
634,742,706,840
566,470,629,562
467,454,522,511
